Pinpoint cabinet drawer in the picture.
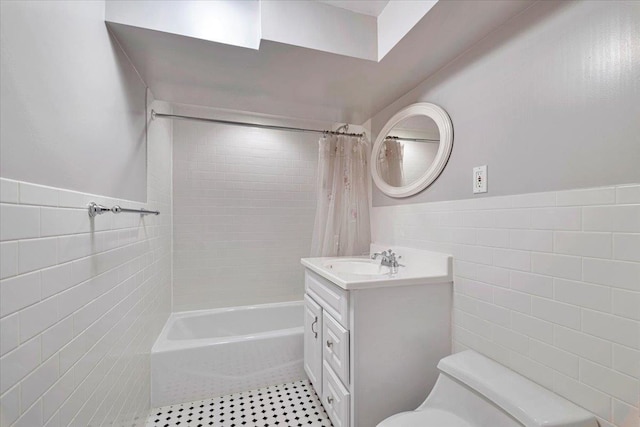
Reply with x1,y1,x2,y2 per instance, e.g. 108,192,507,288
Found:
323,311,349,385
305,270,349,328
322,361,350,427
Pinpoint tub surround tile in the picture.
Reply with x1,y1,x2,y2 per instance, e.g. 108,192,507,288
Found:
172,118,318,311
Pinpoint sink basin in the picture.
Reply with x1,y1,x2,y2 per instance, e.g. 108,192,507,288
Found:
323,258,391,275
302,246,452,290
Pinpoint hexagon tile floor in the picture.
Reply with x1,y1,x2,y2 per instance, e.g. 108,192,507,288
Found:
146,379,333,427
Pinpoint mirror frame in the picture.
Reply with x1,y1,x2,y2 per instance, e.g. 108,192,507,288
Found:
371,102,453,198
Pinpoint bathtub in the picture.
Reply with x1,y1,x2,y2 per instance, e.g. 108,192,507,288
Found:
151,301,305,407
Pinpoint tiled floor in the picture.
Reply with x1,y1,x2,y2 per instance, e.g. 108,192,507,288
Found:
146,380,333,427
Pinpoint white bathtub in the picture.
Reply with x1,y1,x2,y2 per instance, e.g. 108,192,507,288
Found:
151,301,305,407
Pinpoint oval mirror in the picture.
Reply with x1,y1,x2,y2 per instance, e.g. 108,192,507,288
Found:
371,102,453,198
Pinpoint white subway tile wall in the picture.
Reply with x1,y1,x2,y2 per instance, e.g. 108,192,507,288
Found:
172,118,318,311
0,101,173,426
372,184,640,427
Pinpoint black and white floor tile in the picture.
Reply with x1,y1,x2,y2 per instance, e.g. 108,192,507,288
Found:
146,380,333,427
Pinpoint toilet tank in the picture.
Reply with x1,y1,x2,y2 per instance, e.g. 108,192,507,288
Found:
430,351,598,427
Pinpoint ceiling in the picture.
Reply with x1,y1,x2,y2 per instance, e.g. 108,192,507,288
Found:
316,1,390,17
108,1,534,124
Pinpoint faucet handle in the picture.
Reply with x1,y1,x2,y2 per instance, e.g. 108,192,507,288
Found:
389,254,402,267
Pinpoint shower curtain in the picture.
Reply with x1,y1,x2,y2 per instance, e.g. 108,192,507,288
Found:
377,138,404,187
310,134,371,257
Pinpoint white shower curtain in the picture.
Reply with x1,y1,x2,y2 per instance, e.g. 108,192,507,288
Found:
310,134,371,257
377,138,404,187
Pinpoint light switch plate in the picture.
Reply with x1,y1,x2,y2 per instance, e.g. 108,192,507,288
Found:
473,165,487,194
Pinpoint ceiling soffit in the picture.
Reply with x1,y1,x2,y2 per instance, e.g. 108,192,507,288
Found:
105,0,535,123
105,0,435,61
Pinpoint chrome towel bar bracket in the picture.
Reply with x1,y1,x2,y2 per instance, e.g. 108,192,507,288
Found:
88,202,160,218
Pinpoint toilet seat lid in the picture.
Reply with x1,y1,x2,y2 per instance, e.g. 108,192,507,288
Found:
378,409,473,427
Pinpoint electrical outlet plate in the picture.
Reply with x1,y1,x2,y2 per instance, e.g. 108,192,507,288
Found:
473,165,487,194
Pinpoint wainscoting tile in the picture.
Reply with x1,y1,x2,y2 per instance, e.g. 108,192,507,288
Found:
372,182,640,426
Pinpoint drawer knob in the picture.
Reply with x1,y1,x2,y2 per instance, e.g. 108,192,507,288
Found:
326,340,333,348
326,396,334,405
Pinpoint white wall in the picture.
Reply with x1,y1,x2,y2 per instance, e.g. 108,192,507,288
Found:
372,0,640,207
372,185,639,427
0,1,148,202
0,0,173,423
171,105,321,311
369,1,640,426
0,98,173,426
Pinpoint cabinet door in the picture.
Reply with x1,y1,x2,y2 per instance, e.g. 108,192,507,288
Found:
304,294,323,394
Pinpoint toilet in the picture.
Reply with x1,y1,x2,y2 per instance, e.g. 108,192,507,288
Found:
378,350,598,427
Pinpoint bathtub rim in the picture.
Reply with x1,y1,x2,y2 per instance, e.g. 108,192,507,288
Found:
152,300,304,353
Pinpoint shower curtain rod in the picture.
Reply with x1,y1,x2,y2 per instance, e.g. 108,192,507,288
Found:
384,135,439,143
151,110,365,137
151,110,439,142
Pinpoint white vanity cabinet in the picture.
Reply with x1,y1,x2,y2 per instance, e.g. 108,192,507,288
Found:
302,258,452,427
304,271,351,426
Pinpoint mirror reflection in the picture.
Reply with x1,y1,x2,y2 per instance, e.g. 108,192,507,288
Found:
376,115,440,188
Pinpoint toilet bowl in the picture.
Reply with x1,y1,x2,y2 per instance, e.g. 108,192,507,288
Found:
378,350,598,427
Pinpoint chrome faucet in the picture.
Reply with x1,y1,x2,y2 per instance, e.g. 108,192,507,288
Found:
371,249,403,274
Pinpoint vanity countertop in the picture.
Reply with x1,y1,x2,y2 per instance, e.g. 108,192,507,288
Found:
301,246,452,290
